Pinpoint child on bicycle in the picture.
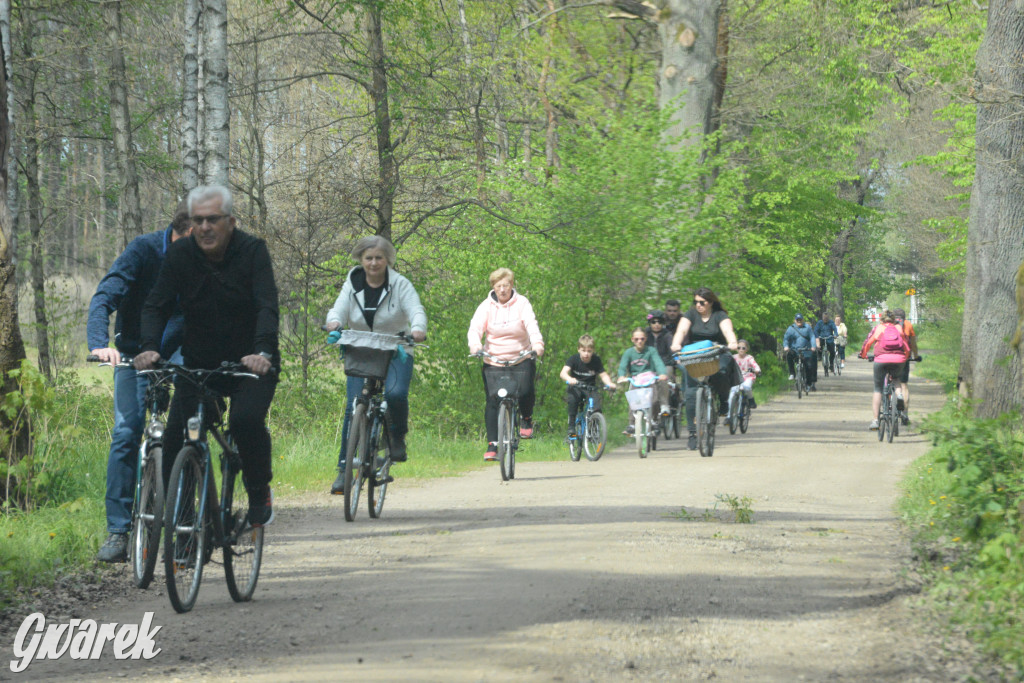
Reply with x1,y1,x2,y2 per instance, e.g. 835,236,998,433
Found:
559,335,615,439
617,327,668,435
731,339,761,409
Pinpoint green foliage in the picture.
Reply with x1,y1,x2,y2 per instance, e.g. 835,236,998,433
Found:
900,404,1024,674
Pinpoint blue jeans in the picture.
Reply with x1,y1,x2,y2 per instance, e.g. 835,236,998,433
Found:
105,366,148,534
338,352,414,467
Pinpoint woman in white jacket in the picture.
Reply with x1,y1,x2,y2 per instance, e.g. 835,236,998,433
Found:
325,236,427,494
467,268,545,461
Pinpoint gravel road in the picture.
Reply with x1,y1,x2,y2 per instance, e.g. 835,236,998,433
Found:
5,360,991,681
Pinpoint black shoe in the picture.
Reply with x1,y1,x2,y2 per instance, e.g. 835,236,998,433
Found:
390,434,408,462
687,433,697,450
96,532,129,563
719,402,729,416
330,469,345,495
248,488,274,527
809,384,817,392
749,397,757,409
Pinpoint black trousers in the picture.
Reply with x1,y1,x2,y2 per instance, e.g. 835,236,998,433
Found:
482,359,536,442
787,350,818,385
163,372,278,495
566,384,603,426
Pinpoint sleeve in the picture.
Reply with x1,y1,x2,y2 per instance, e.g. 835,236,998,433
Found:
326,270,354,328
617,349,630,377
140,249,182,354
521,298,544,354
860,325,879,357
400,278,428,333
783,326,793,347
86,241,143,350
650,348,667,375
251,241,280,356
751,357,762,374
466,299,489,353
593,354,605,374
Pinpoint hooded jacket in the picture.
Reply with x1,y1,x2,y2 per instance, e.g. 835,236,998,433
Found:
467,289,544,364
326,266,427,349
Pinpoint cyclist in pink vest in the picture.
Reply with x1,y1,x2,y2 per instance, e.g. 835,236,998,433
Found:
858,310,910,430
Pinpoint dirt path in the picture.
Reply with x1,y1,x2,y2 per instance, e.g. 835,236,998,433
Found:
8,360,984,681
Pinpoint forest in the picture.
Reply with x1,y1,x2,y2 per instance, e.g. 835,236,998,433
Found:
0,0,1022,672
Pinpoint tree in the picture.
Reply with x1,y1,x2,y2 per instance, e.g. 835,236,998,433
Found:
960,0,1024,417
203,0,229,186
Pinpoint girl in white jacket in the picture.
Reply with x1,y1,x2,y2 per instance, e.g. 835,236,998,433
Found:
325,236,427,493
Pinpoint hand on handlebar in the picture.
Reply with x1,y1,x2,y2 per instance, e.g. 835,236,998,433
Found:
133,350,161,371
241,354,272,376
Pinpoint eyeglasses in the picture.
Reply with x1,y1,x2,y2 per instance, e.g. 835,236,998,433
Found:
191,214,228,225
693,299,707,306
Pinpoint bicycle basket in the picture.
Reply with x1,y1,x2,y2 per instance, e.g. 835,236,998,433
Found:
339,329,401,379
625,386,653,412
676,346,722,380
485,362,532,400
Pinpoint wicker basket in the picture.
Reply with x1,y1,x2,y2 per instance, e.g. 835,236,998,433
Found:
676,347,723,380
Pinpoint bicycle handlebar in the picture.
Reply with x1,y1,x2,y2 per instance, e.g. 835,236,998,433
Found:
470,348,536,365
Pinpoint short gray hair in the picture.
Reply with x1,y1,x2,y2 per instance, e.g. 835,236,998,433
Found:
187,185,233,215
351,235,396,267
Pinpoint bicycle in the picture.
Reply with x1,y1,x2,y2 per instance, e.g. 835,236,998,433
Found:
331,329,423,521
622,372,659,458
162,362,266,613
789,349,810,398
726,384,752,435
474,348,536,481
675,344,726,458
661,377,683,440
87,354,173,589
566,383,612,462
870,355,921,441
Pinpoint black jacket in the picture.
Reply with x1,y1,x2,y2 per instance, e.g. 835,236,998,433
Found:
141,229,279,369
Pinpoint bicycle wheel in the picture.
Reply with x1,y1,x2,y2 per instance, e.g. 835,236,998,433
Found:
163,446,206,613
222,456,263,602
633,410,646,458
672,404,681,439
368,417,391,519
649,411,658,451
584,412,606,461
343,404,368,522
727,393,739,435
698,389,717,457
498,402,515,481
886,396,896,443
131,445,163,590
739,395,751,434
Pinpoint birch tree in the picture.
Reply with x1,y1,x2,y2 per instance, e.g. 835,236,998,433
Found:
203,0,228,186
181,0,200,193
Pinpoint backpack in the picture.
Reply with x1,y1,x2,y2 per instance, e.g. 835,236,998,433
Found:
877,324,908,355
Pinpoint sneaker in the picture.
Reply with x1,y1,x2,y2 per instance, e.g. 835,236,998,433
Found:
484,443,498,461
96,532,129,563
330,469,346,495
390,434,408,462
749,397,757,409
520,418,534,439
809,384,817,392
687,433,697,450
788,374,795,381
248,488,274,527
840,362,845,368
869,419,879,431
623,425,635,436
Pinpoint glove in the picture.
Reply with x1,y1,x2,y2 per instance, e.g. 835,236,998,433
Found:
327,330,341,345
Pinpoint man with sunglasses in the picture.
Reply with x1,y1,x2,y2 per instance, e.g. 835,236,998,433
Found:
136,184,280,528
88,201,192,562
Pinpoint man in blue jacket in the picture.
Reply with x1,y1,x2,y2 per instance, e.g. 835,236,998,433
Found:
783,313,818,391
87,202,191,562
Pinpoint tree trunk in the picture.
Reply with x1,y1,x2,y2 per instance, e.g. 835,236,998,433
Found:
181,0,200,194
960,0,1024,417
365,4,395,241
202,0,229,186
539,0,559,171
657,0,722,149
0,0,16,274
828,172,873,319
103,0,142,247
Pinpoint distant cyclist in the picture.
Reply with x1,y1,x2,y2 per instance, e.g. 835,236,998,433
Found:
858,310,910,430
783,314,817,391
645,309,674,418
892,308,921,422
814,313,838,374
559,334,615,440
618,327,668,435
835,315,849,369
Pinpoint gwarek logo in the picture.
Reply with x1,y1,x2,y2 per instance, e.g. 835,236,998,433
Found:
9,612,162,673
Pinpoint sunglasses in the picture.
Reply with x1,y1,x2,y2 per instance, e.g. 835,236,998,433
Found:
738,346,748,351
693,299,708,306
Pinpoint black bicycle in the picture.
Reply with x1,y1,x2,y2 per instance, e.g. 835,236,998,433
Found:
87,354,174,589
726,386,752,435
661,377,683,440
567,383,612,462
162,362,266,613
870,356,921,442
789,349,810,399
331,329,423,521
675,345,727,458
475,349,535,481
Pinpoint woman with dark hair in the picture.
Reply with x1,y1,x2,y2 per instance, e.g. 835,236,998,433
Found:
669,287,741,450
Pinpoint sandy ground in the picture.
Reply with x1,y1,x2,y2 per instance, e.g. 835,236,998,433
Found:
3,359,994,681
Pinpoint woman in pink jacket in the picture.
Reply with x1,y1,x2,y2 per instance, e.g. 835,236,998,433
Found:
467,268,545,461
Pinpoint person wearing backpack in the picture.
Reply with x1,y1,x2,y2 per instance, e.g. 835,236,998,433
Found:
892,307,921,423
858,310,910,430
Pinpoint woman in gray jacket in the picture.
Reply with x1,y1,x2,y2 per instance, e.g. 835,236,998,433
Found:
325,236,427,494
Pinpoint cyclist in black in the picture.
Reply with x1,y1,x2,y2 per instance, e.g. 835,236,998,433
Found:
645,309,675,419
135,184,280,527
559,335,615,439
814,313,838,375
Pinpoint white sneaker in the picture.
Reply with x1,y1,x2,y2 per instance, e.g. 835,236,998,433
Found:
788,374,795,381
840,362,845,368
869,419,879,430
